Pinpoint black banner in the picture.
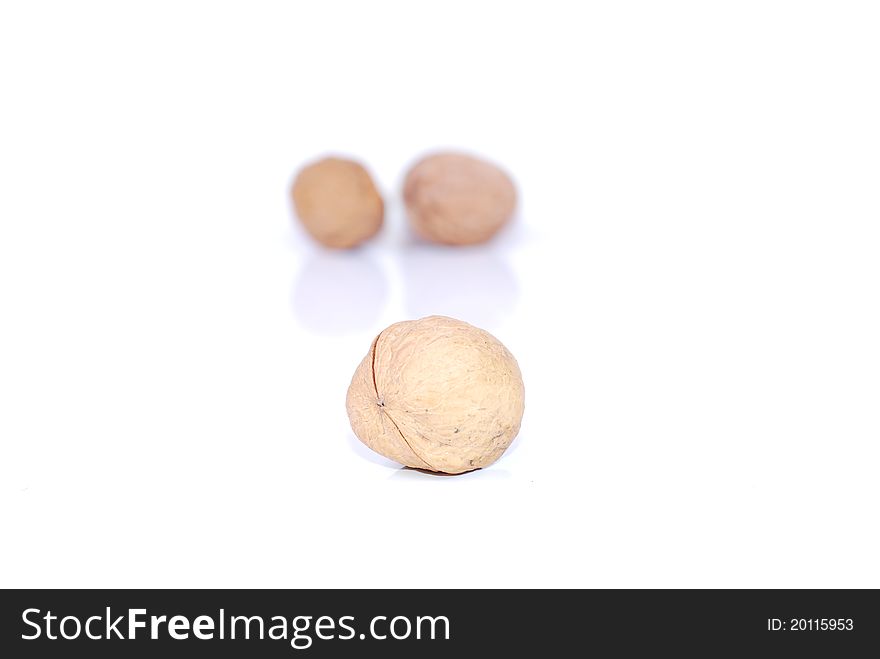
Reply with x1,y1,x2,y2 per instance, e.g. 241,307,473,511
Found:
1,589,877,656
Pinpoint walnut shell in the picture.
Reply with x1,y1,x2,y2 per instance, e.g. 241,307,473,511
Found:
291,157,383,249
346,315,525,474
402,152,517,245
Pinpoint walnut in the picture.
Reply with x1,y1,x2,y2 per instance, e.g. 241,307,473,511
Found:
346,316,525,474
291,157,383,248
403,152,517,245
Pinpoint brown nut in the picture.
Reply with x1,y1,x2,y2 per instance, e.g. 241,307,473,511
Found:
346,315,525,474
291,157,383,249
402,152,517,245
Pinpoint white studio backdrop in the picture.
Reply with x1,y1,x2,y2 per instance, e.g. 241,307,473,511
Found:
1,1,878,588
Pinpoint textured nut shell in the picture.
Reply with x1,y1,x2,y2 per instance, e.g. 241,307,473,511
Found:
292,157,383,248
346,316,525,474
403,152,517,245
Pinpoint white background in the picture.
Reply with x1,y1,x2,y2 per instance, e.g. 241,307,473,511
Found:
1,1,878,588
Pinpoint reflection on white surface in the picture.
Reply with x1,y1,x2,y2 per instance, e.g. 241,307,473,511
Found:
389,466,512,481
346,432,398,469
291,250,388,334
348,428,522,478
398,244,518,330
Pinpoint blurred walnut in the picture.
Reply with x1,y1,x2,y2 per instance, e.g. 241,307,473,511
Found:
403,152,517,245
291,157,383,248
